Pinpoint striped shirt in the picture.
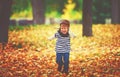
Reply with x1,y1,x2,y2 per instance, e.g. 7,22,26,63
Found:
49,32,75,53
55,32,70,53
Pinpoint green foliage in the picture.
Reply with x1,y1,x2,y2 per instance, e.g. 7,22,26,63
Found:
74,0,83,11
11,0,83,20
46,11,61,18
45,0,67,14
9,25,28,31
11,9,32,19
92,0,111,24
12,0,31,13
11,0,111,23
11,0,32,19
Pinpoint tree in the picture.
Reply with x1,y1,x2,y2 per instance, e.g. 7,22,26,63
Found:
119,1,120,23
111,0,119,24
92,0,111,24
0,0,12,50
82,0,93,37
0,0,12,48
31,0,45,24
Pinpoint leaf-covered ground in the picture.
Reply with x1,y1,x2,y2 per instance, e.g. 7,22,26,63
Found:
0,24,120,77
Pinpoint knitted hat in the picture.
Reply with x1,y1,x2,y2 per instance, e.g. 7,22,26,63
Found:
60,19,70,27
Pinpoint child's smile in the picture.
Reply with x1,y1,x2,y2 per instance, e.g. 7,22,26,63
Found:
60,24,69,34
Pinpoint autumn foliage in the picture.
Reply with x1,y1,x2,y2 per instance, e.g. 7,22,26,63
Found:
0,24,120,77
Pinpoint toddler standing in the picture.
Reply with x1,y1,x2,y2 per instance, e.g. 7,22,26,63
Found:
49,19,75,75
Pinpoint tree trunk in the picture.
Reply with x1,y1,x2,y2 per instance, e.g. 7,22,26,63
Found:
111,0,119,24
119,0,120,23
31,0,45,24
0,0,12,43
82,0,93,37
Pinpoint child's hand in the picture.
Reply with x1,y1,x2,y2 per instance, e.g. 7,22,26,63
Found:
70,32,76,38
48,35,55,41
48,37,52,41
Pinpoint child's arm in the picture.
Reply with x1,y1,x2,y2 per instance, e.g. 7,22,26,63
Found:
48,35,55,40
69,32,76,38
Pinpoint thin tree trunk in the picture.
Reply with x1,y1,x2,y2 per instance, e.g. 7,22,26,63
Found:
31,0,45,24
111,0,119,24
82,0,93,36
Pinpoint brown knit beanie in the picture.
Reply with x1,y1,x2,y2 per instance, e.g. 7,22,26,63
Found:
60,19,70,27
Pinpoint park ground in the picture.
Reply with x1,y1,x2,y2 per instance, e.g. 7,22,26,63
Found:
0,24,120,77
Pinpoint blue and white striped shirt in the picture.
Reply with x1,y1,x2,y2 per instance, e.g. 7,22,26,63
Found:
55,32,70,53
49,32,75,53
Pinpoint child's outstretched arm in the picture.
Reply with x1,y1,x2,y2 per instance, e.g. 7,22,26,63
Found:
48,35,55,40
69,32,76,38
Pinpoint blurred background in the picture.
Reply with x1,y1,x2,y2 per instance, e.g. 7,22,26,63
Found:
10,0,112,25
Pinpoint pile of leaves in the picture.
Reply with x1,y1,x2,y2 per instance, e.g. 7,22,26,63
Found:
0,24,120,77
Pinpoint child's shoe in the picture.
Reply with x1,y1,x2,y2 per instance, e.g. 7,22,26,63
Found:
62,70,69,75
57,65,62,72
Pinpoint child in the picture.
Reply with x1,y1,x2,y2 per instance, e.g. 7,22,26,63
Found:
49,19,75,75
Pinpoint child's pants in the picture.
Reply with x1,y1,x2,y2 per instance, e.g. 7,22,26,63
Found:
56,53,69,73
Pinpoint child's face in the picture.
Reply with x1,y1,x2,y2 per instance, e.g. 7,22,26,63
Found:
60,24,69,34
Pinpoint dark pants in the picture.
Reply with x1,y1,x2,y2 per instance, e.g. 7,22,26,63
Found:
56,53,69,73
